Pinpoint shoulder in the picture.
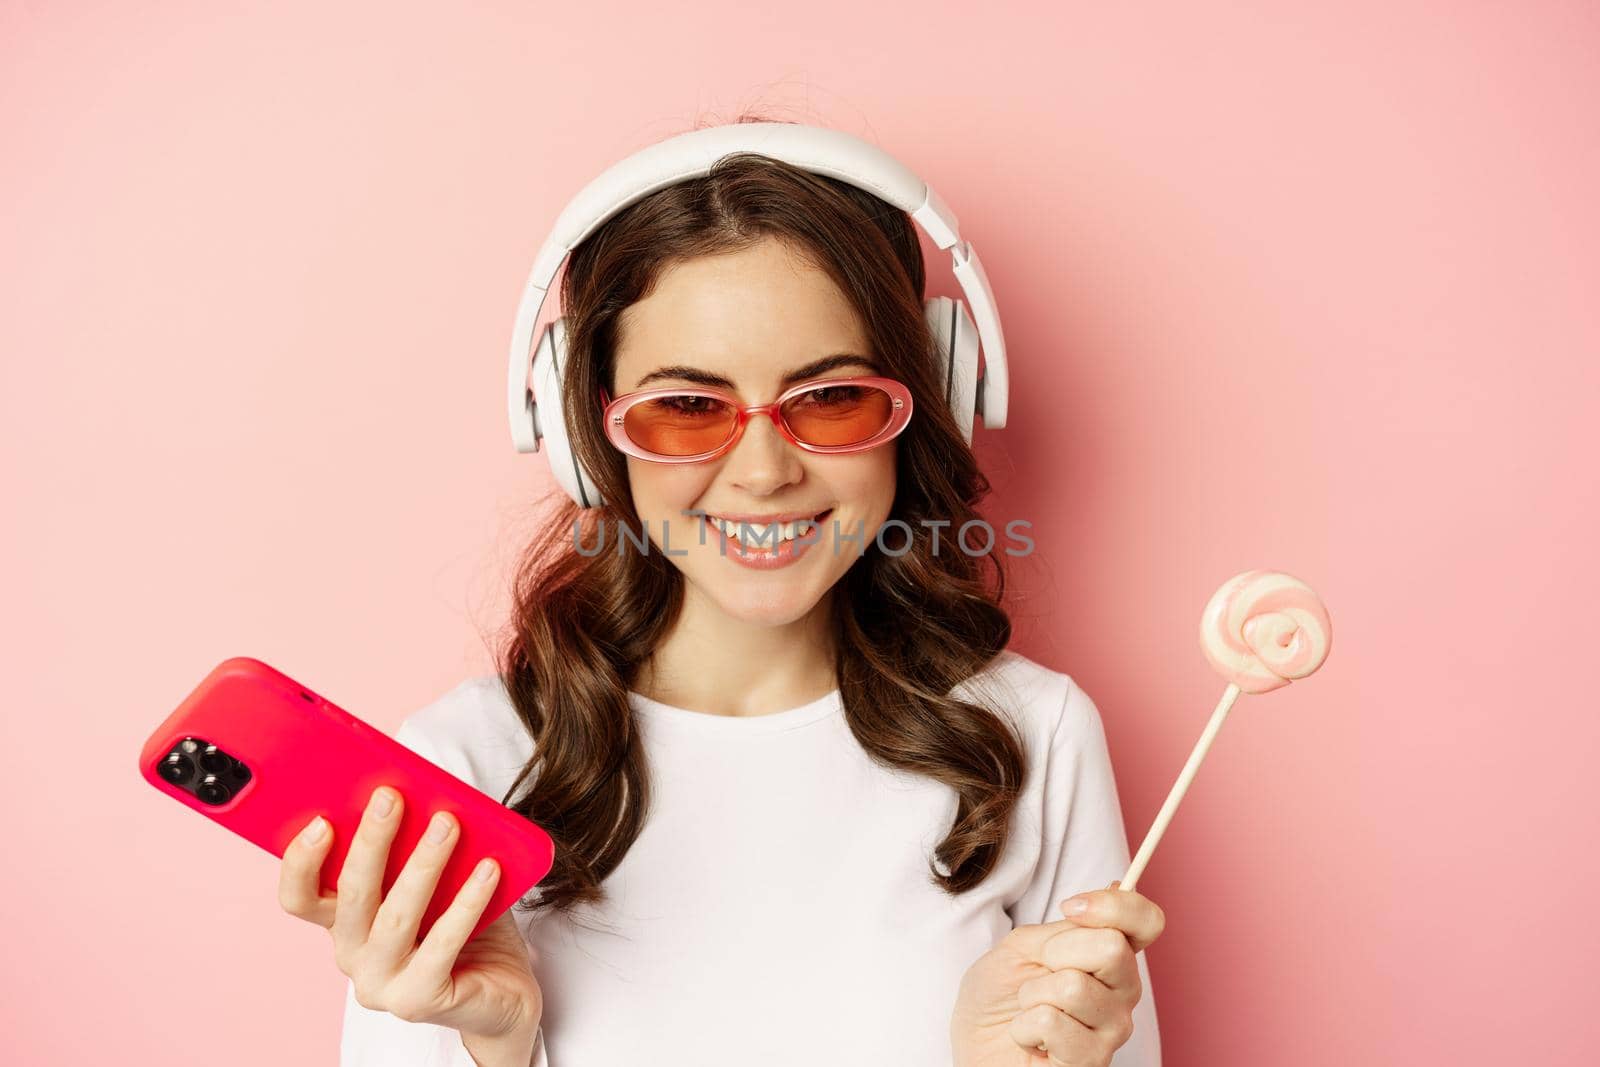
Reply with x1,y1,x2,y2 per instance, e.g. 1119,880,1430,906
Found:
953,648,1104,752
392,674,533,796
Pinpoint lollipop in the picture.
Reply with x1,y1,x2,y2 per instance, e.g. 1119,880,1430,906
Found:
1119,570,1331,893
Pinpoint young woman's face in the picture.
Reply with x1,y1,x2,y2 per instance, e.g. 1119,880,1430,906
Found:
608,236,898,628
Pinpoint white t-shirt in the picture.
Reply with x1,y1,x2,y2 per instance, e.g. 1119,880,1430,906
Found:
340,648,1162,1066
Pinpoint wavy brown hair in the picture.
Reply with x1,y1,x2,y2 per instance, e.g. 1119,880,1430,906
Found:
493,116,1025,926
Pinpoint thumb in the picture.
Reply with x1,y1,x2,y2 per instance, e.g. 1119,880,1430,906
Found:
1056,880,1121,917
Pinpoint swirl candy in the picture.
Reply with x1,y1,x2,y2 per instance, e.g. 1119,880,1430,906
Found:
1198,570,1332,694
1115,570,1332,895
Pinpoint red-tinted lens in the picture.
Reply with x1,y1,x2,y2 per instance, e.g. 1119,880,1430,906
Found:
780,382,895,447
622,394,739,457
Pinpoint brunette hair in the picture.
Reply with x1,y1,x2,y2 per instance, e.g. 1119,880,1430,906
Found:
493,115,1024,924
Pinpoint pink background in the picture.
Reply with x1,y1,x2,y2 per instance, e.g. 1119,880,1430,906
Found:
5,2,1596,1064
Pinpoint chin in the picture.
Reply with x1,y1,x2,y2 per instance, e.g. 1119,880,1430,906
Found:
702,579,826,628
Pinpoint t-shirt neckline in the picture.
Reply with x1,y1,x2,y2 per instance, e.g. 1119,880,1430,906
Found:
627,687,843,734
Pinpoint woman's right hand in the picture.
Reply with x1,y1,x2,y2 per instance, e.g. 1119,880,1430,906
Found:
278,786,544,1063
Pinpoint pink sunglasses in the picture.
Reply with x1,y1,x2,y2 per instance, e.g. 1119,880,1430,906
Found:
598,375,913,463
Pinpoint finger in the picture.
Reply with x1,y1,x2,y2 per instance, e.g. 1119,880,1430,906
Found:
332,787,404,953
1058,881,1166,953
364,810,461,966
1036,925,1141,994
407,857,503,980
1017,965,1124,1031
1009,1002,1095,1066
278,815,338,928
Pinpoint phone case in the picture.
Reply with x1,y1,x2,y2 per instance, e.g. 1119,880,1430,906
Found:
138,656,556,943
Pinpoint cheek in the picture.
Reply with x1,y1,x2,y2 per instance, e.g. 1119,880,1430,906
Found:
790,451,898,554
834,449,897,515
625,458,714,516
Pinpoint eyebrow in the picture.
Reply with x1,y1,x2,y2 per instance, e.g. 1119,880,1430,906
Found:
632,353,878,390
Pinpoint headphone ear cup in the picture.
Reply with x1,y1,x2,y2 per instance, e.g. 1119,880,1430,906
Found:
924,296,982,445
530,316,606,508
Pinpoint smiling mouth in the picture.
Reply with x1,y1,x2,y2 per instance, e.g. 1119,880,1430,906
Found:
702,508,833,551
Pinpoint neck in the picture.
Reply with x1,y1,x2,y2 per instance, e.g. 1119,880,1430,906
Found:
634,584,839,718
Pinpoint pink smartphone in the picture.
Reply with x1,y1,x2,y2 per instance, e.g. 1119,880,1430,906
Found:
138,656,555,943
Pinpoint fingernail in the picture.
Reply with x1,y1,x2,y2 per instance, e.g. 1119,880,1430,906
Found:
426,812,454,843
370,789,394,817
474,858,497,882
300,816,327,844
1061,897,1088,915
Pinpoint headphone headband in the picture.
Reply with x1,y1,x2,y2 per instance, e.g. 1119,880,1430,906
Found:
506,123,1011,455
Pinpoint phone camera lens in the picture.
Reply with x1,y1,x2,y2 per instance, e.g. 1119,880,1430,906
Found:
159,753,195,784
196,775,233,806
199,745,233,774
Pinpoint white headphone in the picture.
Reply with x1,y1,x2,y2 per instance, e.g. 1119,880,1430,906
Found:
506,121,1011,509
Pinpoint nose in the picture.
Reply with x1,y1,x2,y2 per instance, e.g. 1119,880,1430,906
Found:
723,409,804,496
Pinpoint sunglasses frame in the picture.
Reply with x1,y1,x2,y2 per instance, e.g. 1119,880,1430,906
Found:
598,374,914,463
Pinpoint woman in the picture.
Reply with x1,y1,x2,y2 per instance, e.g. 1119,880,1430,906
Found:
277,134,1166,1067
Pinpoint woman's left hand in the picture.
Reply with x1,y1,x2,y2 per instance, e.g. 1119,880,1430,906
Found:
949,881,1165,1067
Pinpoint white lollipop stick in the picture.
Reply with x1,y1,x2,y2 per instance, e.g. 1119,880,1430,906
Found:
1118,570,1332,895
1121,683,1240,893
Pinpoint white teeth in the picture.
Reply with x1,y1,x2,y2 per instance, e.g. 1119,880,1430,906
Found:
708,515,818,545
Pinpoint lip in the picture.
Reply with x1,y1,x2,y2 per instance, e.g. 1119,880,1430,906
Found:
703,509,832,571
702,507,832,524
